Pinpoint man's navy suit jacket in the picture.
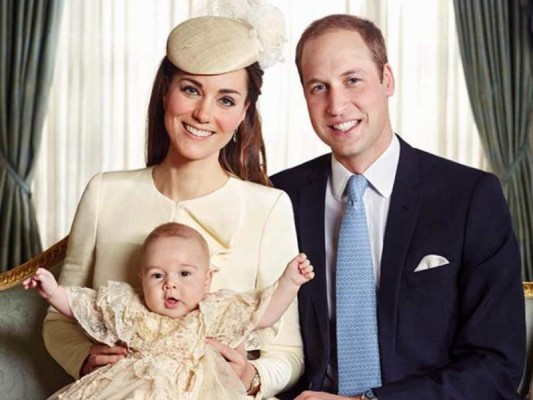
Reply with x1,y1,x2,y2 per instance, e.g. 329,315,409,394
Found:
272,136,525,399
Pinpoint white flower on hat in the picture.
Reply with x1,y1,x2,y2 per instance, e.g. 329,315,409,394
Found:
246,2,286,68
194,0,287,69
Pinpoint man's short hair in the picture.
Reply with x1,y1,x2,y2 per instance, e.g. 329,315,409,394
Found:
295,14,388,82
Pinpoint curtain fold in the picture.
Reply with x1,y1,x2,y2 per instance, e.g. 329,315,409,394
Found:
0,0,63,271
453,0,533,281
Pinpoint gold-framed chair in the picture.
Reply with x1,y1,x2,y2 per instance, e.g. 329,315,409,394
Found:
1,241,532,398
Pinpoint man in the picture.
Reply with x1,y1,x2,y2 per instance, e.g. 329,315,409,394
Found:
272,14,525,400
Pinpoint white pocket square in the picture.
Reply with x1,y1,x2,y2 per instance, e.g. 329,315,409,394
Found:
413,254,449,272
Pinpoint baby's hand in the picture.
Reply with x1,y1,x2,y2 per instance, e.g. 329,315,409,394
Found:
22,268,58,299
284,253,315,287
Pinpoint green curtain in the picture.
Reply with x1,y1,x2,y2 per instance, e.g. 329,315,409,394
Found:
454,0,533,281
0,0,63,272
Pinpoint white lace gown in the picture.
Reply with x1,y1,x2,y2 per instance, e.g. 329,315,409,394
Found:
48,282,276,400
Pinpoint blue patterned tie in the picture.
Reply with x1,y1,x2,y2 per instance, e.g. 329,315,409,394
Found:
336,175,382,395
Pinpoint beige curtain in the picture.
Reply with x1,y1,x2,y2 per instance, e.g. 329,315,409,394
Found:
34,0,486,248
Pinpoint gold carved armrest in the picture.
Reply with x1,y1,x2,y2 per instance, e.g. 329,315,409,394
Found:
0,236,68,292
525,282,533,299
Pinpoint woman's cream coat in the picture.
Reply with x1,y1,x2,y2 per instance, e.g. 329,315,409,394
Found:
43,168,303,398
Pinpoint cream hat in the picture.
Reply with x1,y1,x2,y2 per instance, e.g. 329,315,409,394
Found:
166,1,286,75
167,17,257,75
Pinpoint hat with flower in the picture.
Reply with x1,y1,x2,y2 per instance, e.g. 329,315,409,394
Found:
166,0,286,74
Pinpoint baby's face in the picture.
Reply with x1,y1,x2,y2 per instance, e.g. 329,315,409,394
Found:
140,236,211,319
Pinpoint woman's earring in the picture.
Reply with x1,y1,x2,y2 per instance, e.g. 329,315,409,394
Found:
232,129,238,143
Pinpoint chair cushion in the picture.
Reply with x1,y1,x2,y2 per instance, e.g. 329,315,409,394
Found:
0,262,72,399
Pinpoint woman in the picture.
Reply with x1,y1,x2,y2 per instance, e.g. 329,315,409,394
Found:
43,4,303,398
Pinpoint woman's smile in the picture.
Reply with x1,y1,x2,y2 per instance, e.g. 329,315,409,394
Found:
184,123,214,138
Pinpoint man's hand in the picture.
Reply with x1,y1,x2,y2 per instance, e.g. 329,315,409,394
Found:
206,338,257,391
80,343,129,376
295,391,356,400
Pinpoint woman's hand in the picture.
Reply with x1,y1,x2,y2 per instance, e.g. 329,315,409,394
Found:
80,343,129,376
206,338,258,392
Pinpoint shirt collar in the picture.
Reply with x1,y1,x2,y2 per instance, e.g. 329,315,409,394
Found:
330,134,400,201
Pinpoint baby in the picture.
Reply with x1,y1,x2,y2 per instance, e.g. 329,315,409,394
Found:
24,222,314,400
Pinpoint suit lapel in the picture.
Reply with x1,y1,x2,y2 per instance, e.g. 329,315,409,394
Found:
378,137,422,360
297,156,331,352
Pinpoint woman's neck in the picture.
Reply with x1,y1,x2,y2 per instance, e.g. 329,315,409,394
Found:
152,155,229,202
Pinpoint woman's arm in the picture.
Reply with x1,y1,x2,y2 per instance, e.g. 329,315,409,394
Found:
43,173,101,378
251,192,305,398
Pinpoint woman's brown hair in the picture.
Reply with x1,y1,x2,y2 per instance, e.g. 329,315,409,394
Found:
146,57,271,186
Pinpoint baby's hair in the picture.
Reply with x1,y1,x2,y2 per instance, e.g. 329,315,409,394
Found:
141,222,210,267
